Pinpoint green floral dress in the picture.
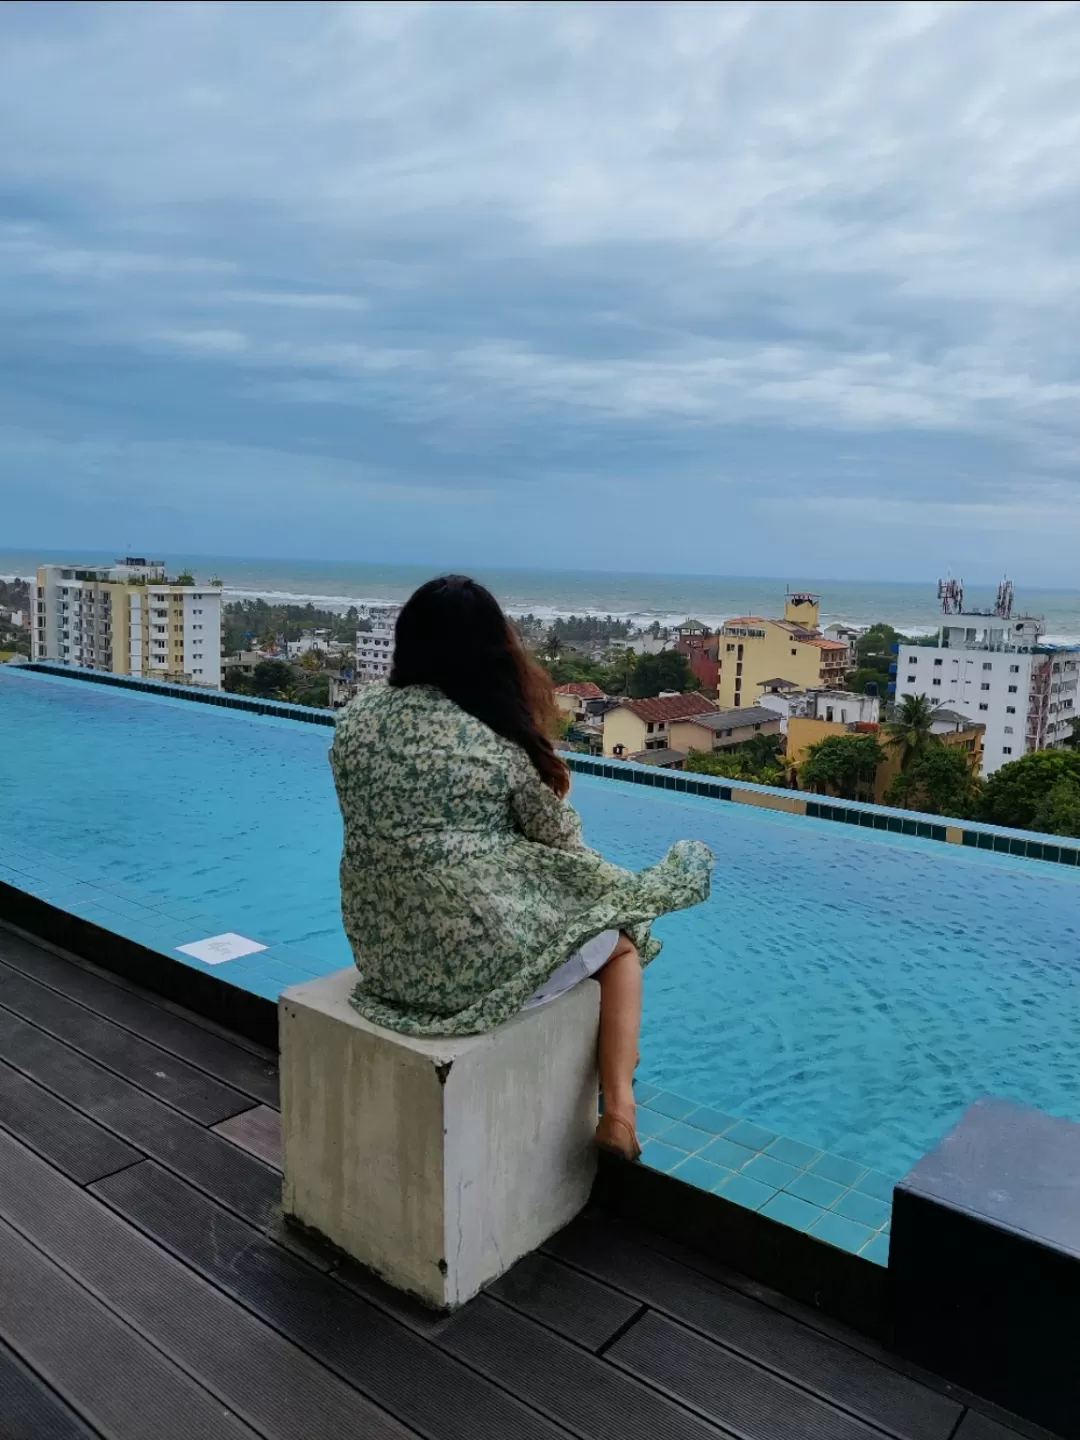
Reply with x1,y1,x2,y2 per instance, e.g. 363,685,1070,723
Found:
330,683,714,1036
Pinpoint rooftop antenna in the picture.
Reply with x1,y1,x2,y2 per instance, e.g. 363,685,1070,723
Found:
937,576,964,614
994,577,1014,619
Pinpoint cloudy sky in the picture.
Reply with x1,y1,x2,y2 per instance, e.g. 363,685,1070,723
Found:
3,1,1080,582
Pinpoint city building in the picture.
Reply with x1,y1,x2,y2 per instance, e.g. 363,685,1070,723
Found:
602,692,717,758
677,620,720,691
672,705,782,757
716,593,849,709
30,558,222,687
787,707,984,804
355,605,399,682
758,684,881,735
554,681,606,721
893,581,1079,775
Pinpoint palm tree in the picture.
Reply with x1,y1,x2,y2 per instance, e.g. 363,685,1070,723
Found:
543,627,562,664
885,694,939,771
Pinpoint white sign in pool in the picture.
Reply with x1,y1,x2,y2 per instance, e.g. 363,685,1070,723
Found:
177,933,268,965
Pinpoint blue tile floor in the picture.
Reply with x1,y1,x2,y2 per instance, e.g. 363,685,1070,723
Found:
634,1080,896,1266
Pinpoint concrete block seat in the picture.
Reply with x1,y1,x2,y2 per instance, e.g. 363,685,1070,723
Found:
280,969,600,1310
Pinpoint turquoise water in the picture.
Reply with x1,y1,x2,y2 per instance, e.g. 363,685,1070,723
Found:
3,666,1080,1179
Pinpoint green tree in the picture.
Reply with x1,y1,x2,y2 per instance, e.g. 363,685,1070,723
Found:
845,667,889,699
978,749,1080,831
685,752,749,780
628,650,699,698
250,659,294,697
1064,717,1080,750
221,668,254,695
884,744,981,818
739,732,783,773
885,693,939,771
1032,777,1080,838
800,733,885,802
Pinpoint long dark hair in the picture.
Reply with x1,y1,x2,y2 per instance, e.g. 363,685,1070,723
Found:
389,575,569,797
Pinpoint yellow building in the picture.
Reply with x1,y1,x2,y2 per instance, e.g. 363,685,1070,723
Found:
602,693,717,758
788,713,985,805
716,592,849,709
31,558,222,687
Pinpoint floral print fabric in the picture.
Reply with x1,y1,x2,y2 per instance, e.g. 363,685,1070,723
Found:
330,682,714,1036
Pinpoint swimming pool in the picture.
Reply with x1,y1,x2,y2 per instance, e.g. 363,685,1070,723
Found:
3,667,1079,1255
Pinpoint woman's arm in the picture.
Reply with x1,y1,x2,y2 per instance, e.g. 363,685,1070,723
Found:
510,765,586,850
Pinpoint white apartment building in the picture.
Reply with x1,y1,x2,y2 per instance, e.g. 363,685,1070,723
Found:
31,558,222,687
356,605,399,682
758,684,880,736
895,612,1078,776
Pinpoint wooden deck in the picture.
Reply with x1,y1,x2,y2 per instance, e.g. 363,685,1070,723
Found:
0,925,1056,1440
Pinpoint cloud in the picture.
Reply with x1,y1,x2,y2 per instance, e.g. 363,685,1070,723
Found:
1,1,1080,577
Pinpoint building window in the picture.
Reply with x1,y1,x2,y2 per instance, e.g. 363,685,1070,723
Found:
982,662,992,671
932,679,942,686
909,656,917,664
979,703,988,711
1002,746,1013,755
1009,664,1020,673
1006,705,1016,714
1008,685,1018,693
980,683,990,691
934,658,943,666
726,644,735,653
1004,726,1013,734
907,675,916,682
790,648,797,656
646,722,654,733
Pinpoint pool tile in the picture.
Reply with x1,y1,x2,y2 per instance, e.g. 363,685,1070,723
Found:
785,1170,847,1209
671,1156,734,1193
854,1169,897,1203
809,1210,876,1255
699,1135,757,1171
809,1152,867,1188
635,1109,675,1140
645,1091,699,1121
683,1107,738,1135
717,1173,775,1212
640,1140,687,1174
741,1154,801,1190
760,1191,823,1233
833,1190,891,1230
724,1120,778,1152
861,1232,891,1267
659,1122,713,1154
633,1080,660,1104
764,1136,821,1170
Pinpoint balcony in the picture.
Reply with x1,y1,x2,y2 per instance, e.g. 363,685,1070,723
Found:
0,663,1076,1438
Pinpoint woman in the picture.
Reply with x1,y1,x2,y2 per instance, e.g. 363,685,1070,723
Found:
330,575,713,1159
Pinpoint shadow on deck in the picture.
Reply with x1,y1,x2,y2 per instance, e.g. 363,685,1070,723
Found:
0,925,1058,1440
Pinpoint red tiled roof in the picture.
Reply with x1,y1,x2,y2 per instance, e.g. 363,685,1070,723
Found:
555,681,605,698
618,693,718,724
806,637,849,651
722,616,768,626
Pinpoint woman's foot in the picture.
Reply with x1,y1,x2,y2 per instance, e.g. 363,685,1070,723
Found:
595,1109,641,1161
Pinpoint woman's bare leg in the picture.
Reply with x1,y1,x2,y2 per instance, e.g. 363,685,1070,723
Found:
595,934,643,1159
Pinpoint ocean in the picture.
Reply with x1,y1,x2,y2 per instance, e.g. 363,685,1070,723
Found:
5,550,1080,643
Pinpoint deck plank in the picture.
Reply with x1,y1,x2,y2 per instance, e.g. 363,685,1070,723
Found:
0,1005,280,1225
608,1308,892,1440
0,1056,142,1184
0,958,255,1125
212,1104,282,1170
0,1338,103,1440
0,1213,258,1440
548,1217,961,1440
440,1295,731,1440
0,929,280,1104
488,1252,643,1352
0,1130,418,1440
90,1159,575,1440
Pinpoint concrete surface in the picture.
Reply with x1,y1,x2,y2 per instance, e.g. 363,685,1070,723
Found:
280,969,600,1309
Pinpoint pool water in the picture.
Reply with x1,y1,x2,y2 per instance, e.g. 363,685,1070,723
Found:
3,667,1080,1183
